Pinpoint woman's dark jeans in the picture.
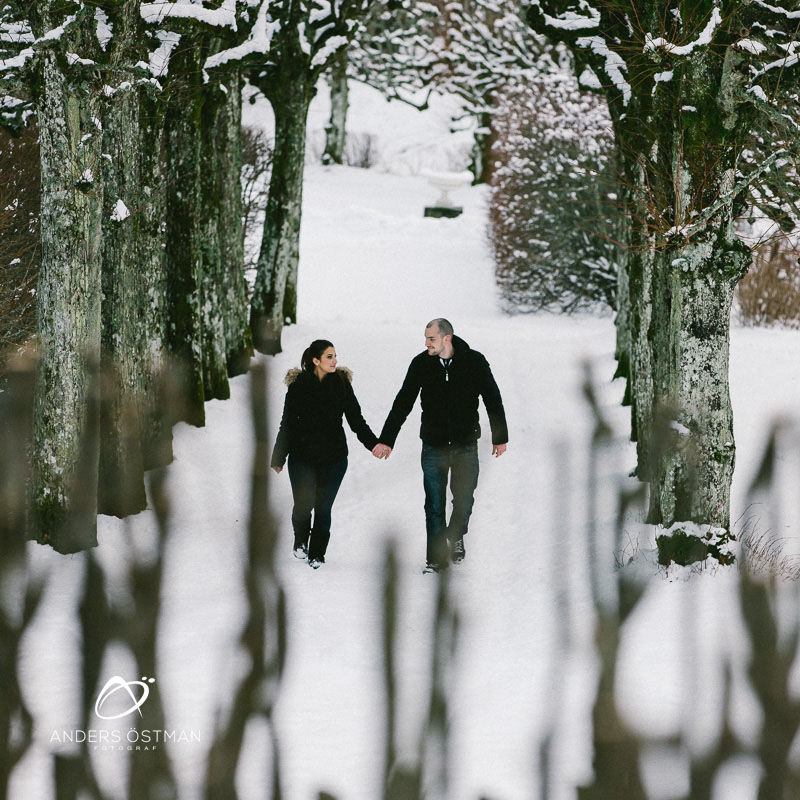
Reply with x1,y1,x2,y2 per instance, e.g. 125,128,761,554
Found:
421,443,479,566
288,456,348,560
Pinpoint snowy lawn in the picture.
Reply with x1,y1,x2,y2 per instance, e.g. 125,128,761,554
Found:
14,104,800,800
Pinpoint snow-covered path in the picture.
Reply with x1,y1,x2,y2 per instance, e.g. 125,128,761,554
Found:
263,167,627,800
15,161,800,800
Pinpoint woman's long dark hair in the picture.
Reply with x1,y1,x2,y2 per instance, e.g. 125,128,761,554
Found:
301,339,334,373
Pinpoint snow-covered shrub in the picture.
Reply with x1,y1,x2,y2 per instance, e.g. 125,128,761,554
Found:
488,75,618,314
0,124,39,369
735,234,800,328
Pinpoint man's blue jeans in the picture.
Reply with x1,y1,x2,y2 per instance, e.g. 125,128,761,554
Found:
421,443,479,566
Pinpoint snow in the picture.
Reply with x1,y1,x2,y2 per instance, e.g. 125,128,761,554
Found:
111,199,131,222
643,7,721,56
204,1,281,70
0,47,33,72
310,35,348,68
753,0,800,19
736,38,767,55
95,8,113,50
575,36,631,105
578,65,601,89
39,16,77,42
66,52,96,66
140,0,238,29
753,43,800,77
148,29,180,77
530,1,600,31
0,20,34,43
11,82,800,800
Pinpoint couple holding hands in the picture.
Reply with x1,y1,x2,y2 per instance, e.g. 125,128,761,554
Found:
270,318,508,572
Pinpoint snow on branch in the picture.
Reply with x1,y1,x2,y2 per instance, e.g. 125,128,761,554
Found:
0,48,33,73
527,0,600,31
1,21,34,44
310,33,348,67
576,35,630,105
735,39,767,55
204,0,280,69
0,12,79,72
147,30,180,77
141,0,238,30
643,7,721,56
752,0,800,19
37,14,79,43
66,52,96,66
751,42,800,77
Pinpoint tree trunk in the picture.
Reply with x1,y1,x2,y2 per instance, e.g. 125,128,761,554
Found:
214,67,253,377
98,84,149,517
644,237,748,531
198,77,234,403
323,48,349,165
137,92,173,471
250,79,311,354
620,44,752,544
164,43,207,426
469,106,496,185
31,50,103,551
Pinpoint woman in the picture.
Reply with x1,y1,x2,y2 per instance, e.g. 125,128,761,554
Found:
271,339,380,568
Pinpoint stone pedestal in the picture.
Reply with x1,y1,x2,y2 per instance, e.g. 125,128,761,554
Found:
421,169,472,219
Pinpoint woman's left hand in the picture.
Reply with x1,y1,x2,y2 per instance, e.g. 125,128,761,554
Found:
271,465,283,473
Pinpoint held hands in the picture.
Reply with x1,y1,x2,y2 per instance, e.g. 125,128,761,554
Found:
372,443,392,460
271,465,283,473
492,444,507,458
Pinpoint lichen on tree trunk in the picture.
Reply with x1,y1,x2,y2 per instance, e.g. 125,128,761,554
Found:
606,31,755,550
164,42,208,426
198,75,234,403
645,238,749,531
137,91,173,471
31,50,103,551
99,84,149,517
213,67,253,377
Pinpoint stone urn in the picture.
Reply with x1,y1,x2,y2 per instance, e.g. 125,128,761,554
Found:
422,169,472,218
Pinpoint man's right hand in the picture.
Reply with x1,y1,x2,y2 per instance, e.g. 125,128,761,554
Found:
372,443,392,459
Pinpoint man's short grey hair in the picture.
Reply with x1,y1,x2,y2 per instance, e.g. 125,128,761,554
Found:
426,318,454,336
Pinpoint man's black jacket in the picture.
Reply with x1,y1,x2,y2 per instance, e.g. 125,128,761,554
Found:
380,335,508,448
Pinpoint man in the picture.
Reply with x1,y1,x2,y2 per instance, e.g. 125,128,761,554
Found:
373,318,508,572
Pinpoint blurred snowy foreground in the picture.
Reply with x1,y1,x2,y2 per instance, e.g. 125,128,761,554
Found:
14,86,800,800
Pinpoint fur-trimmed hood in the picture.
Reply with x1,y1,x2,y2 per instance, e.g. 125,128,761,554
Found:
284,366,353,386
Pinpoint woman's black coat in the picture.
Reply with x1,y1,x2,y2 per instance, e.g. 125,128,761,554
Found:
271,367,378,467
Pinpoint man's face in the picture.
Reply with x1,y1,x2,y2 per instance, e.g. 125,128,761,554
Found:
424,326,448,357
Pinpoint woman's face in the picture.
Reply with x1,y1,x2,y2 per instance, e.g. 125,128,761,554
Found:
313,346,337,378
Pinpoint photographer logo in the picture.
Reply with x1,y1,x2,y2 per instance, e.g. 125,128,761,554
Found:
94,676,155,720
51,674,200,751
